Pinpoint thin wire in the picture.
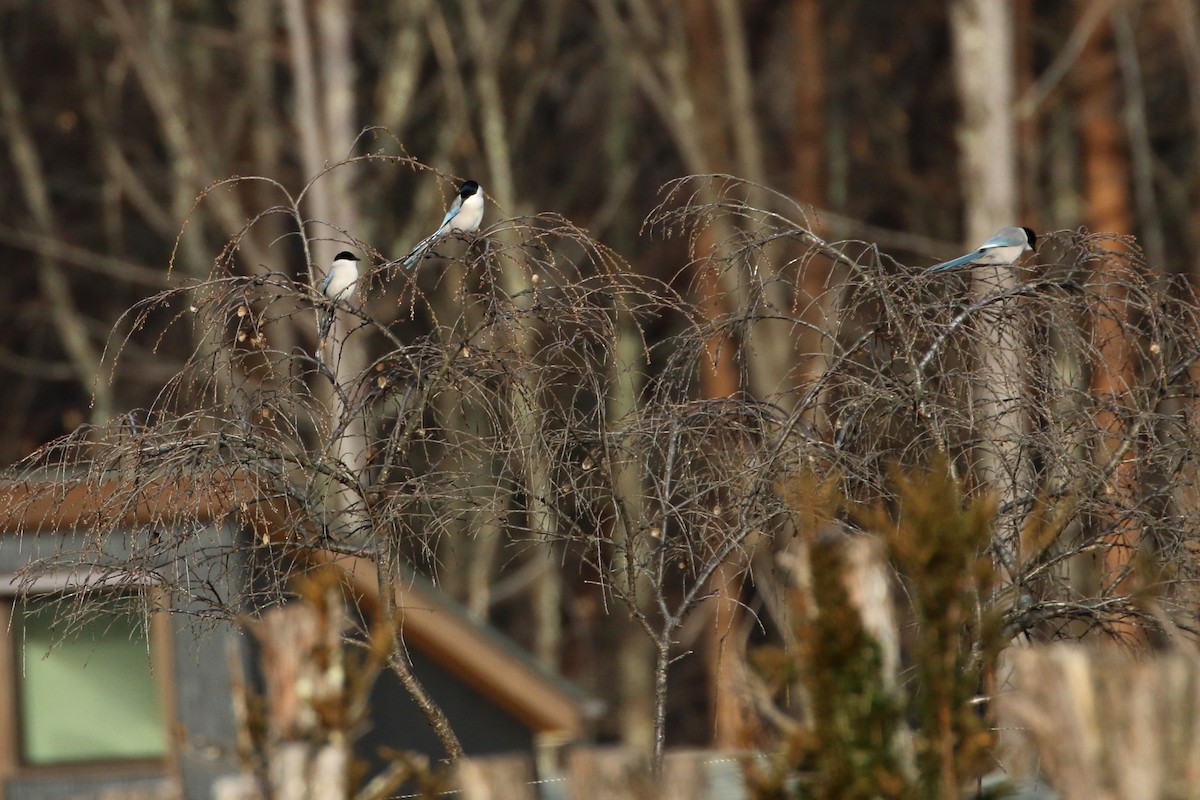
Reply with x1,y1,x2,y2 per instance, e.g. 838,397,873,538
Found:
386,755,752,799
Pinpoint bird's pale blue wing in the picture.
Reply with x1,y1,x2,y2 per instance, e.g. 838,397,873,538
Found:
978,229,1026,251
438,194,464,230
320,270,334,294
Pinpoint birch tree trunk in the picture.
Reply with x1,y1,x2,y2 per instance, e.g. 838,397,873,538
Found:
610,315,655,748
283,0,462,761
460,0,566,672
949,0,1028,573
282,0,368,534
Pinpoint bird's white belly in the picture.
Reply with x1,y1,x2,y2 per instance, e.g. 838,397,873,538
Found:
325,273,357,302
448,193,484,232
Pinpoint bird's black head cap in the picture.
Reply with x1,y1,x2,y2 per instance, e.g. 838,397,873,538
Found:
334,251,359,262
1021,227,1038,251
459,180,481,198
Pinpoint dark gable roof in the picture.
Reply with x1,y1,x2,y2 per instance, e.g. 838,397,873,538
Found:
308,549,588,737
0,475,589,740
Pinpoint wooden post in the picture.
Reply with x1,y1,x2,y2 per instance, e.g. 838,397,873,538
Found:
250,577,352,800
566,747,654,800
1001,645,1200,799
662,753,715,800
456,754,537,800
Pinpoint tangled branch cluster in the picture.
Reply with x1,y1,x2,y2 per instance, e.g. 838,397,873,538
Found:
7,173,1200,655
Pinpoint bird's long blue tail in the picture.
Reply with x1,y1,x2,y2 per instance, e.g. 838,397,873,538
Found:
926,251,980,273
400,230,442,269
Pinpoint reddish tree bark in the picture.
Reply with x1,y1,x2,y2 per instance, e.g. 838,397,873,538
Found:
680,1,750,751
791,0,836,394
695,229,746,749
1075,7,1140,641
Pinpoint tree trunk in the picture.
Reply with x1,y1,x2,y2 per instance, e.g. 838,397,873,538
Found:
695,227,745,749
706,560,751,749
284,0,462,758
949,0,1028,574
611,315,656,748
460,0,564,671
1075,6,1141,641
790,0,835,428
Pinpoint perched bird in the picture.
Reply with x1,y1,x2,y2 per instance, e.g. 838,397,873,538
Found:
318,250,360,340
926,226,1037,273
400,180,484,269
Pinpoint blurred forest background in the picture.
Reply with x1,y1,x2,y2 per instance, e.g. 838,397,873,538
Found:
4,0,1200,782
